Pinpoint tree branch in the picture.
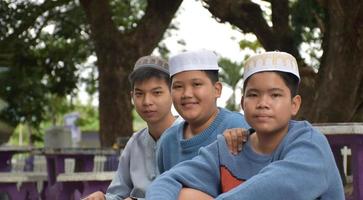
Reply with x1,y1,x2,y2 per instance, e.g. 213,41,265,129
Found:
6,0,72,43
271,0,289,33
130,0,183,55
202,0,274,50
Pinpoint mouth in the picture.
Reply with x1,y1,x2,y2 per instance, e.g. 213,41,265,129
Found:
142,110,156,116
254,114,272,121
181,102,198,107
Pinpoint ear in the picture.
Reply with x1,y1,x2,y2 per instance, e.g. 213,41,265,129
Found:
214,81,222,98
130,91,134,105
240,96,245,110
291,95,301,116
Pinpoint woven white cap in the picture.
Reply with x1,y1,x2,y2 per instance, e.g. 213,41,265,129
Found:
244,51,300,81
169,49,219,76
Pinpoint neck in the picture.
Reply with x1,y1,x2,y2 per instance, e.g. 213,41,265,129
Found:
250,125,289,155
184,108,219,139
148,113,176,141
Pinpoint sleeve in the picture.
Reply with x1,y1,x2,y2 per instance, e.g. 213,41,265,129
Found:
146,142,221,200
105,136,135,200
216,134,331,200
156,137,165,174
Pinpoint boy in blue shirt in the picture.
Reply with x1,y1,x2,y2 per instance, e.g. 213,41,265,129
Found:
146,51,344,200
157,49,250,173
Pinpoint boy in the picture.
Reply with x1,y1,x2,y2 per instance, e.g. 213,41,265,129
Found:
157,49,250,173
146,51,344,199
84,55,178,200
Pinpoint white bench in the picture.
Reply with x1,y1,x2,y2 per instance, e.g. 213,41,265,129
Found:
0,172,47,199
0,172,47,183
55,171,116,199
57,171,115,182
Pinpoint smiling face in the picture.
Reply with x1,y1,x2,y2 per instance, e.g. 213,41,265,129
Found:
171,70,221,125
132,77,173,125
241,72,301,137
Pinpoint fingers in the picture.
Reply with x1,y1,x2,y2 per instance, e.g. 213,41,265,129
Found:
223,128,249,155
223,129,234,154
81,191,105,200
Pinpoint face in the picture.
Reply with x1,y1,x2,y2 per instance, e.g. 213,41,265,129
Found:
171,70,222,124
241,72,301,137
131,77,172,124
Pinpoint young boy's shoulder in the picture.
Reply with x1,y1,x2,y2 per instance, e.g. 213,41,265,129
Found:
283,120,332,152
158,121,184,142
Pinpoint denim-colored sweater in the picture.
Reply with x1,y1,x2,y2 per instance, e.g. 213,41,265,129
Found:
147,120,344,200
157,107,250,173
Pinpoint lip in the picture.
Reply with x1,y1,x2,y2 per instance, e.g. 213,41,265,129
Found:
254,114,272,121
181,101,198,108
142,110,157,117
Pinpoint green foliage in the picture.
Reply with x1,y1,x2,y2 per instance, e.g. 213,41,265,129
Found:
218,58,244,111
0,0,175,137
239,39,261,52
110,0,147,31
0,0,92,129
132,109,147,132
290,0,325,67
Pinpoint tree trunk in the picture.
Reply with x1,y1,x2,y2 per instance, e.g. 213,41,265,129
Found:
80,0,182,147
204,0,363,123
307,0,363,122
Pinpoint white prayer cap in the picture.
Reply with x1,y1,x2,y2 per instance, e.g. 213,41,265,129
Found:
169,49,219,76
244,51,300,82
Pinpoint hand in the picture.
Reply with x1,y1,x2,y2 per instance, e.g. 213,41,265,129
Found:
81,191,105,200
223,128,249,155
178,188,213,200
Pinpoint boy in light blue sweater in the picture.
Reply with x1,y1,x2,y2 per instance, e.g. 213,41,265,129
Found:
84,56,178,200
157,49,250,173
146,51,344,200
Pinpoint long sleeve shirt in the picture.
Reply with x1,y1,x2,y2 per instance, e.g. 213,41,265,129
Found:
146,120,344,200
105,128,158,200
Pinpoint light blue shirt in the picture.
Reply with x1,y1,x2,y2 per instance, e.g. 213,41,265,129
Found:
105,117,182,200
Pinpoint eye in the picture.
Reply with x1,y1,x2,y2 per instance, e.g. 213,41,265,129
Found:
193,82,202,87
172,84,182,89
134,92,143,97
271,93,282,98
153,90,163,95
246,93,257,97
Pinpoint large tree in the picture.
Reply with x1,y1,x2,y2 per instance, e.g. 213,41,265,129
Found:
79,0,182,146
0,0,182,146
203,0,363,123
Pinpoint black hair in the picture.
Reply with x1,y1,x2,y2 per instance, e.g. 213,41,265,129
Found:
204,70,219,84
128,68,171,90
171,70,219,84
243,71,299,97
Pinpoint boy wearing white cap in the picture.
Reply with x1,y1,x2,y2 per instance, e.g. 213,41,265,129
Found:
146,51,344,200
83,56,179,200
156,49,250,173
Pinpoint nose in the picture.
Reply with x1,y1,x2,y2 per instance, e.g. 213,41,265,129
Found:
142,93,153,106
181,85,193,99
256,95,270,109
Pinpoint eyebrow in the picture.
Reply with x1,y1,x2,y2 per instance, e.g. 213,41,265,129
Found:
135,86,163,91
246,88,285,93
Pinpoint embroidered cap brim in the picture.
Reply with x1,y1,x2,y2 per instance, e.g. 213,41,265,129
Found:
243,51,300,82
